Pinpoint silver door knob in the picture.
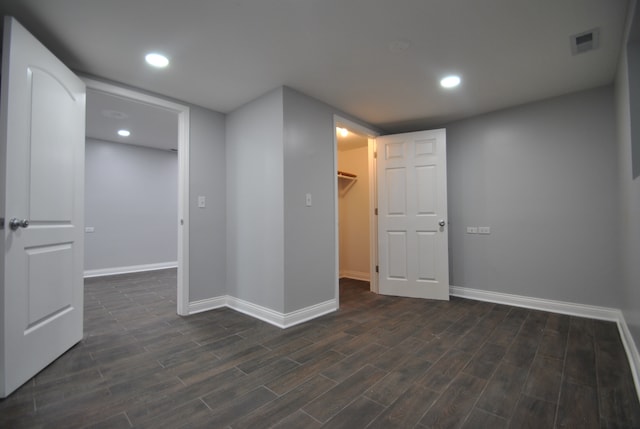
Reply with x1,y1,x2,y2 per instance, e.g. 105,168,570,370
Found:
438,220,446,227
9,218,29,230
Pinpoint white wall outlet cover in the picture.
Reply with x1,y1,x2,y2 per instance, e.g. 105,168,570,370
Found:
198,196,206,208
305,193,312,207
85,226,95,233
478,226,491,234
466,227,478,234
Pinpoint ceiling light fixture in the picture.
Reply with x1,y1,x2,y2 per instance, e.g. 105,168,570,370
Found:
440,75,461,89
117,129,131,137
336,127,349,137
145,52,169,68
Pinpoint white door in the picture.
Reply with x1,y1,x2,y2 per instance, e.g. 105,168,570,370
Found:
1,17,86,397
377,129,449,300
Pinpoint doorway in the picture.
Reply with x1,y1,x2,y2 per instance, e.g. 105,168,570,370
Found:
333,116,379,305
82,78,191,315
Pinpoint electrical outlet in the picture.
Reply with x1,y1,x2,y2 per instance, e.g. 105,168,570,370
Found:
198,196,206,208
478,226,491,234
466,227,477,234
85,227,95,233
306,193,312,207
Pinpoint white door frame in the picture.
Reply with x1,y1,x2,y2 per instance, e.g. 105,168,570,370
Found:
82,78,191,315
333,115,379,304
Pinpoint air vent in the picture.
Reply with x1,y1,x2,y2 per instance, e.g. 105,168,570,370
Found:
570,28,600,55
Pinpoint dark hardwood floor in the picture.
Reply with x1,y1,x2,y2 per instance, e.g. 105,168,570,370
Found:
1,270,639,428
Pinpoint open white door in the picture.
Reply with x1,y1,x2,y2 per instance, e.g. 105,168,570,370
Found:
1,17,85,397
377,129,449,300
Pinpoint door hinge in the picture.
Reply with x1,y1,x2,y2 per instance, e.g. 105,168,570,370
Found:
374,208,378,215
374,151,377,159
376,265,379,273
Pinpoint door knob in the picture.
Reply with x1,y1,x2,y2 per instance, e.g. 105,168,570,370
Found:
9,218,29,230
438,220,446,227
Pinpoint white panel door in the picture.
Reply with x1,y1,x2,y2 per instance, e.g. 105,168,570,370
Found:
377,129,449,300
1,17,85,397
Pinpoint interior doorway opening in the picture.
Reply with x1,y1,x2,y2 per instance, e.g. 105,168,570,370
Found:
82,78,191,315
333,116,379,306
337,129,370,282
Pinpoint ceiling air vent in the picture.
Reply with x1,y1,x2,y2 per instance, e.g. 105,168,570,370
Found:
570,28,600,55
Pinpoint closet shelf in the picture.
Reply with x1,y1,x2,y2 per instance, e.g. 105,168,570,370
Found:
337,170,357,181
337,170,357,196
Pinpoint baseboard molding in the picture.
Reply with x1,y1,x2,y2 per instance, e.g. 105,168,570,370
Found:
449,285,621,321
617,313,640,404
339,270,370,282
282,299,338,327
84,261,178,278
450,285,640,402
226,296,288,328
188,296,227,315
186,295,338,329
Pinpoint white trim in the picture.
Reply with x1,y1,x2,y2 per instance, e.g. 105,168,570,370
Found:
617,313,640,404
186,296,338,329
177,104,190,316
84,261,177,278
227,296,338,329
81,77,190,316
450,285,640,402
333,116,341,312
282,299,338,327
188,296,227,315
450,285,621,321
226,296,287,328
368,137,379,294
339,270,371,282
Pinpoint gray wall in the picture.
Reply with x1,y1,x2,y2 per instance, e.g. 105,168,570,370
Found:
225,86,375,314
189,106,227,301
616,24,640,349
226,88,285,311
446,86,621,307
282,87,339,312
84,139,178,271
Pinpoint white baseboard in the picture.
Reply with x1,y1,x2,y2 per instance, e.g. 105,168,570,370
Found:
186,295,338,329
226,296,289,328
84,261,178,278
617,313,640,404
450,285,640,403
449,285,621,321
282,299,338,327
339,270,370,282
188,296,227,315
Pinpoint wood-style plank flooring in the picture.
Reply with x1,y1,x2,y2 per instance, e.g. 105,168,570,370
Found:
1,270,639,428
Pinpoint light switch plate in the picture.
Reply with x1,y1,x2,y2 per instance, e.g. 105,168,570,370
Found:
305,193,312,207
198,196,206,208
466,227,477,234
85,227,95,233
478,226,491,234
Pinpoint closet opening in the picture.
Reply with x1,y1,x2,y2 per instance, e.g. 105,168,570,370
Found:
335,120,378,302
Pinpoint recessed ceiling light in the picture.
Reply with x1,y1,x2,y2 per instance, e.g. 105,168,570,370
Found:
440,75,461,89
117,129,131,137
145,52,169,68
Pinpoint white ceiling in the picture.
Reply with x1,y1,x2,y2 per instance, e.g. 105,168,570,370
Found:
0,0,631,135
86,90,179,151
337,131,368,152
